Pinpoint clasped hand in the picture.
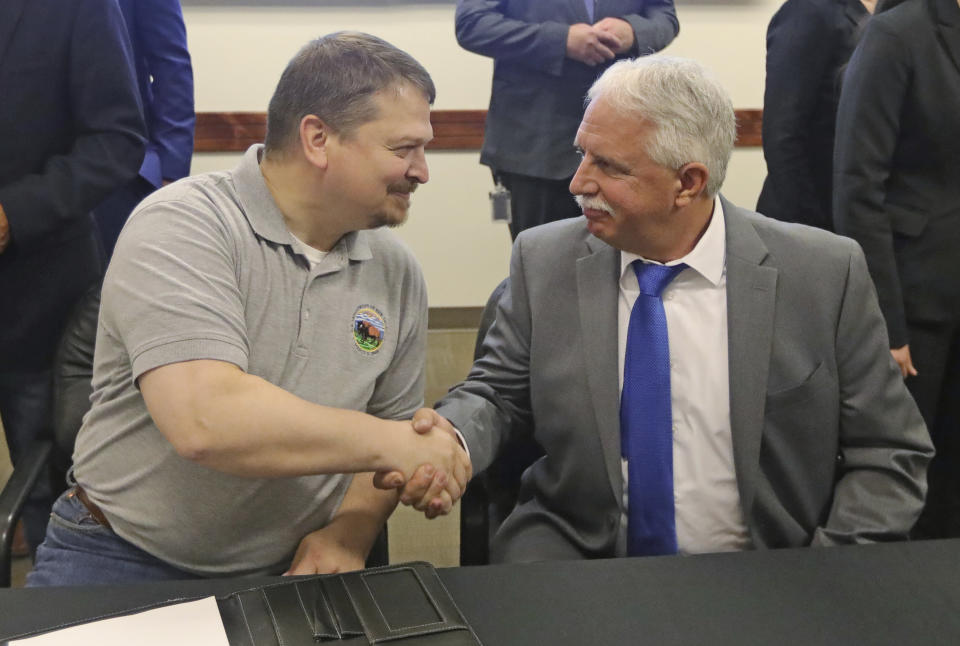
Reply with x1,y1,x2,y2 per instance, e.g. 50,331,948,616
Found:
566,18,635,66
373,408,471,519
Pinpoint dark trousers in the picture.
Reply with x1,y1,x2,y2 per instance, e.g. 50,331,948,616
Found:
0,370,56,552
92,177,155,260
499,172,582,241
907,319,960,539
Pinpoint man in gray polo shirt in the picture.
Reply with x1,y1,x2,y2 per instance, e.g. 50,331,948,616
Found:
27,32,470,585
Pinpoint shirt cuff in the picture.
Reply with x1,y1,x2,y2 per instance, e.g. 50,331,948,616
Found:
451,426,471,460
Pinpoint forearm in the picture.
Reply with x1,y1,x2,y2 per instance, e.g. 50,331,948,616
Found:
326,473,398,558
618,1,679,54
140,360,410,478
455,0,569,75
285,473,398,575
818,244,933,544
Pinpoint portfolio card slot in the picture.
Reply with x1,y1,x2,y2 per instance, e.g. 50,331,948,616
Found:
216,596,255,646
262,583,319,646
218,589,281,646
321,575,364,637
361,567,443,629
294,578,340,641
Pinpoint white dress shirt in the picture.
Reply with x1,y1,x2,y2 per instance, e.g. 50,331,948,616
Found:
618,198,751,555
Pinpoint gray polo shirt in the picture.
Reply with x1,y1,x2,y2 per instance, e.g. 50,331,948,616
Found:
72,145,427,576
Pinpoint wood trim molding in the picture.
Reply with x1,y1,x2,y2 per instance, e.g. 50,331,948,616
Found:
195,109,762,153
735,109,762,147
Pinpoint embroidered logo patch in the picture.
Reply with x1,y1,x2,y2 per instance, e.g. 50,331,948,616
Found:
353,305,386,354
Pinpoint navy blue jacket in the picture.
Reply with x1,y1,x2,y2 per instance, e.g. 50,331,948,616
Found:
0,0,145,368
117,0,195,187
757,0,868,230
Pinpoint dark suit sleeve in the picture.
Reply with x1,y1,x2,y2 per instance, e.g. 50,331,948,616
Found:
813,241,932,545
616,1,679,55
833,21,910,347
0,0,145,250
761,0,836,227
454,0,575,77
136,0,195,181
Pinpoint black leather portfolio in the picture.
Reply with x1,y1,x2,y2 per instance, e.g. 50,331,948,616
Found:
217,562,481,645
6,562,482,646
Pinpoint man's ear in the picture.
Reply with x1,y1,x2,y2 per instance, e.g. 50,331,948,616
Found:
299,115,331,169
675,162,709,208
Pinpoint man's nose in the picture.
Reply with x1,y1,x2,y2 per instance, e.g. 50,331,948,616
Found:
407,147,429,184
569,160,595,196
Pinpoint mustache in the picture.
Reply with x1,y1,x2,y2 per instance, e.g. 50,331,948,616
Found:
575,194,613,215
388,181,419,194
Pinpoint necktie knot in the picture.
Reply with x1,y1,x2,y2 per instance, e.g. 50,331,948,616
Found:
633,261,686,297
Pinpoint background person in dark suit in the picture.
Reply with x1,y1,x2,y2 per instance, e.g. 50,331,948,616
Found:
834,0,960,539
0,0,146,552
455,0,679,240
93,0,195,259
402,56,931,562
757,0,874,230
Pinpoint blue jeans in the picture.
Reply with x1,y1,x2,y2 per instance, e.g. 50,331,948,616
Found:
27,489,202,586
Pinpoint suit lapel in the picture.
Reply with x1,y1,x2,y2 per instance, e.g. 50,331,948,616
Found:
0,0,29,71
929,0,960,78
722,199,778,527
842,0,866,28
577,236,622,502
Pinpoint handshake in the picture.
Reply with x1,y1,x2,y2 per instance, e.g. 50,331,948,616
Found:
373,408,473,519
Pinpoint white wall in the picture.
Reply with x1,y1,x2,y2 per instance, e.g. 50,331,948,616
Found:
183,0,780,306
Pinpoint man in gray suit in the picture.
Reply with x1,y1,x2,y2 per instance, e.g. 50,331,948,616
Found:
404,55,932,562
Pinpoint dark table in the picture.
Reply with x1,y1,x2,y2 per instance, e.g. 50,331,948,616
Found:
2,539,959,645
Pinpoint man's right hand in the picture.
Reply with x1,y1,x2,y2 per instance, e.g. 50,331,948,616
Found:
891,344,918,379
374,413,472,519
566,23,620,66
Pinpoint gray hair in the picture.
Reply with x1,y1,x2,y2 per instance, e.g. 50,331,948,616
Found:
265,32,436,154
587,55,736,197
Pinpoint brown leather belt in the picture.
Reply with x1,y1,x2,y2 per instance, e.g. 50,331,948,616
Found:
72,485,113,530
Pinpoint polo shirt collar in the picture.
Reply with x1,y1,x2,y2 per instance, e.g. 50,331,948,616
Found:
232,144,372,261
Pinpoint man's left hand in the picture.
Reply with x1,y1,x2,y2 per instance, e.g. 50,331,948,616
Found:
593,18,635,54
284,526,366,576
0,204,10,254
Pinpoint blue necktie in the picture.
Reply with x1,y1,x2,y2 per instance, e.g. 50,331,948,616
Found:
584,0,595,22
620,261,686,556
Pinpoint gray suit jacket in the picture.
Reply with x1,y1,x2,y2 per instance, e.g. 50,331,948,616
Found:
437,199,932,562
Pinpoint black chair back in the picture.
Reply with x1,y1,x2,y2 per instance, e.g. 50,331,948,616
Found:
51,282,101,469
0,281,100,586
